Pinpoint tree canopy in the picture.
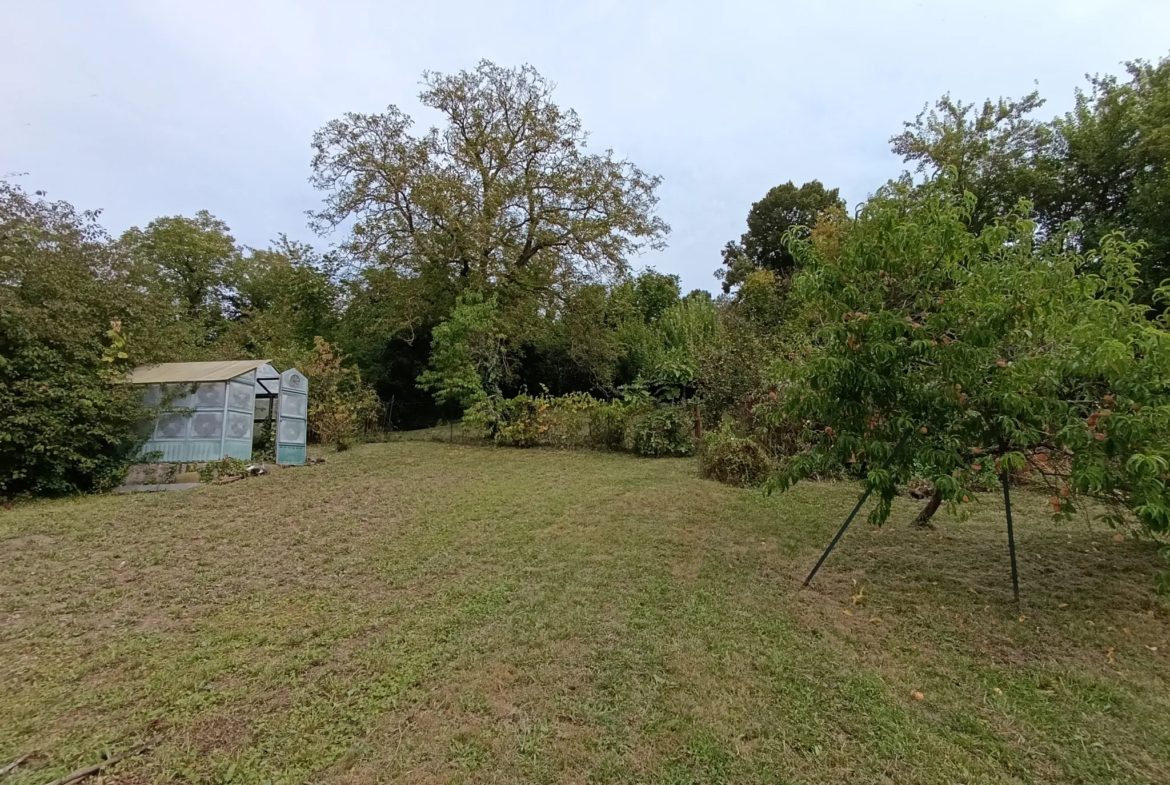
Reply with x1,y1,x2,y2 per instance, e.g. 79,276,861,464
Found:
1055,56,1170,294
309,61,669,308
1,183,162,495
890,92,1061,232
718,180,844,292
891,54,1170,298
773,177,1170,532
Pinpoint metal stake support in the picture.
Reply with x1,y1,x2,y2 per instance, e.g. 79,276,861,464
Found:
1000,469,1021,605
803,487,873,587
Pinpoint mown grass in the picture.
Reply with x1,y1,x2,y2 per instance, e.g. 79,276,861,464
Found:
2,442,1168,784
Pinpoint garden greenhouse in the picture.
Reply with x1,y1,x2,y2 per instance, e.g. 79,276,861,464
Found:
127,360,308,465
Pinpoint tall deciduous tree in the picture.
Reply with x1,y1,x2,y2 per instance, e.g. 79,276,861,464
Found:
309,60,669,320
889,57,1170,300
718,180,843,292
1055,55,1170,295
120,210,240,344
890,92,1061,233
219,237,340,360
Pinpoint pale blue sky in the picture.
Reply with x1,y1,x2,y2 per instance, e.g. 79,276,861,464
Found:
2,0,1168,293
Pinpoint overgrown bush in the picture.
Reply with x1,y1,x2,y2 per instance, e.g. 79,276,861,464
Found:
468,391,621,449
0,323,148,497
481,393,549,447
631,406,695,457
465,391,701,457
699,426,772,486
1,183,168,498
586,401,630,451
298,337,382,445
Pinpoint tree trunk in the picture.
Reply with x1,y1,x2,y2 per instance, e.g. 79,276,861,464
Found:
912,487,943,528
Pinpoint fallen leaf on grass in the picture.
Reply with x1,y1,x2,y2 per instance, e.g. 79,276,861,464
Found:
842,610,853,617
869,617,882,623
1113,534,1126,542
852,588,865,605
992,687,1002,695
911,690,924,701
1123,628,1131,635
1106,647,1115,663
1058,603,1069,608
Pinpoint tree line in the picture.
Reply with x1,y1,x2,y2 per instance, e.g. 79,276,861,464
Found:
2,54,1169,540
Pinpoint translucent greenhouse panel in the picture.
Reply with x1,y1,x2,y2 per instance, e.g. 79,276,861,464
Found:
163,383,195,409
283,368,308,394
154,412,189,440
281,391,307,419
193,382,226,409
189,411,224,440
138,369,258,463
226,411,253,440
222,371,257,460
256,364,281,396
278,417,306,443
276,368,308,465
142,384,162,408
228,381,254,411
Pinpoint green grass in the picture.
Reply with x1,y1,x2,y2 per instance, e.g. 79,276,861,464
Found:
2,442,1168,784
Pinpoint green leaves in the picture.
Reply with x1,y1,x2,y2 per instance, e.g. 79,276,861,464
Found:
1,183,154,496
775,175,1170,533
718,180,845,292
999,452,1027,472
417,292,503,408
310,60,668,308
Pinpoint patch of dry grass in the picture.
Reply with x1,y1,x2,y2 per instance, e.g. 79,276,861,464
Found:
1,442,1167,784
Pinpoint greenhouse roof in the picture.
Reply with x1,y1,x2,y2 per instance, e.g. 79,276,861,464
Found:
126,360,271,385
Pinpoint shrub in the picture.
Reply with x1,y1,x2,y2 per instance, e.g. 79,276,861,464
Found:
631,406,695,457
0,328,148,497
298,338,382,445
467,391,694,456
1,183,167,498
492,394,549,447
586,401,630,451
468,391,612,449
699,426,772,487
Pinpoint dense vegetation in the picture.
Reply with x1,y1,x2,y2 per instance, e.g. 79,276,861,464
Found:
3,54,1170,556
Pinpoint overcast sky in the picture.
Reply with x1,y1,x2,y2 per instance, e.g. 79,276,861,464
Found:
3,1,1168,293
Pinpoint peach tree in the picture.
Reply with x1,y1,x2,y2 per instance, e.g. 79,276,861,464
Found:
771,177,1170,542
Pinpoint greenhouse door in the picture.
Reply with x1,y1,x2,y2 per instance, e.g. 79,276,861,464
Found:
275,368,308,465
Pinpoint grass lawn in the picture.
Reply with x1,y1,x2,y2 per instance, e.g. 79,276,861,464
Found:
2,442,1169,784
